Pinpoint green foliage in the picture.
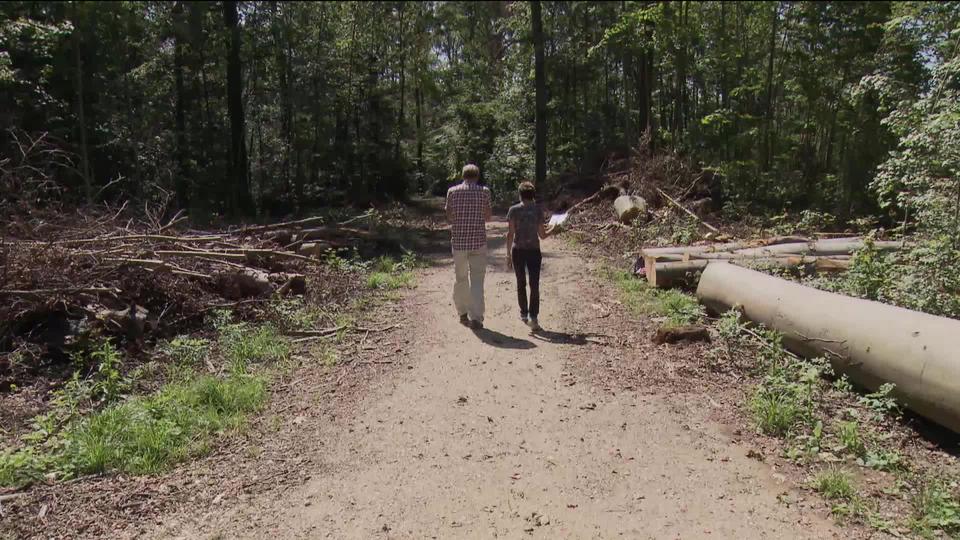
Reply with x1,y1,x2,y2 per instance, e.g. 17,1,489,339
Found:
910,480,960,538
861,448,903,472
858,383,900,418
605,268,704,326
366,255,416,290
0,447,48,489
814,468,857,501
841,235,895,301
837,420,866,457
265,298,324,333
218,321,290,375
163,337,211,367
60,374,266,476
750,385,808,437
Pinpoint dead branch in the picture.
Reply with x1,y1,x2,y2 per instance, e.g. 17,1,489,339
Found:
655,187,720,233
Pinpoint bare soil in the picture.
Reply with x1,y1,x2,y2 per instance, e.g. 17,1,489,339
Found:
145,219,842,539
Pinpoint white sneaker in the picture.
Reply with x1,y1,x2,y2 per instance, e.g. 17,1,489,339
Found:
527,318,541,331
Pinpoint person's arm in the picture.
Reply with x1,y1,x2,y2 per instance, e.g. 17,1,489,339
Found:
506,218,515,269
484,189,493,222
445,191,455,223
537,205,552,238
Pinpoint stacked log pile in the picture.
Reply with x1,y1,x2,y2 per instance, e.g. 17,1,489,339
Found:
636,236,901,288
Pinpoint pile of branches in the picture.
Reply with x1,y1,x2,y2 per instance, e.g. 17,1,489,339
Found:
0,208,379,384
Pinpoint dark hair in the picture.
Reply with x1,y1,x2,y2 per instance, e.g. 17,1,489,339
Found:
518,181,536,201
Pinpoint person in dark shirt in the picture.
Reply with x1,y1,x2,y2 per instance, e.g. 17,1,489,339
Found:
506,181,554,330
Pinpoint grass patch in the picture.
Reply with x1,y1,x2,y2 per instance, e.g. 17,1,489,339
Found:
815,468,856,501
0,373,266,486
750,384,809,436
0,315,289,489
838,420,867,457
216,315,290,374
366,271,414,290
365,254,417,290
604,268,704,326
60,374,266,476
911,479,960,538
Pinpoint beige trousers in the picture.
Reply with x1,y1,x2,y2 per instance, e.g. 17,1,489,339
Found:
452,248,487,322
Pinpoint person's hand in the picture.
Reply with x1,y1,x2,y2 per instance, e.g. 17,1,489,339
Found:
506,256,513,270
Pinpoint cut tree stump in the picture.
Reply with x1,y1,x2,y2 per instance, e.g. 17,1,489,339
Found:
613,195,648,224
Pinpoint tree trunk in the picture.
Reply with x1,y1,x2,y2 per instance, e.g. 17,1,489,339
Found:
172,2,190,210
395,3,406,163
763,2,779,171
531,0,547,185
72,4,92,205
224,0,253,217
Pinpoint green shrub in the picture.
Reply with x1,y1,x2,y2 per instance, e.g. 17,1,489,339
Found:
859,383,900,418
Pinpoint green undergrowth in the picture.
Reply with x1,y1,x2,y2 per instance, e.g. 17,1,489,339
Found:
0,310,289,489
603,267,704,327
712,308,960,536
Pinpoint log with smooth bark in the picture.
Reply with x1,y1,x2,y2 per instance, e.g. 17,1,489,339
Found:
730,238,901,258
642,256,852,288
696,263,960,434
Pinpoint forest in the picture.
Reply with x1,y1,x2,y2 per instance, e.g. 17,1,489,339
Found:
3,1,960,538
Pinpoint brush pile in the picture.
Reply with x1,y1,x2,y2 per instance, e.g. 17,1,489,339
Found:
0,208,381,386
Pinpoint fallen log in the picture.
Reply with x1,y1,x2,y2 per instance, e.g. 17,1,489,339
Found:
696,263,960,434
642,256,853,288
613,195,648,224
731,238,901,258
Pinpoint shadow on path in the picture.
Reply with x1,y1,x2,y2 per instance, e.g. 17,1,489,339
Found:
471,327,537,350
530,329,593,346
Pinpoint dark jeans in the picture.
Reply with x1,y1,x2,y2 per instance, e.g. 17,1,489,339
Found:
512,248,542,318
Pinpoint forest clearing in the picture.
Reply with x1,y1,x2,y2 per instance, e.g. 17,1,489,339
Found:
3,1,960,539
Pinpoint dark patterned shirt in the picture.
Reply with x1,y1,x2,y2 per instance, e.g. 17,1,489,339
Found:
446,181,491,251
507,202,544,250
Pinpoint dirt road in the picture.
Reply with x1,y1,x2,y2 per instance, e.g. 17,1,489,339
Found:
158,221,839,539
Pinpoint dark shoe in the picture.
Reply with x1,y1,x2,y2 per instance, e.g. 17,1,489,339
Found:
520,313,529,323
470,319,484,330
459,314,470,326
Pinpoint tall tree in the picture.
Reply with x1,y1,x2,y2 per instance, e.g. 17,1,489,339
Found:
223,0,253,216
531,0,546,185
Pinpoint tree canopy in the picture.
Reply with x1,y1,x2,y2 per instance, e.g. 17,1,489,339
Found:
2,1,958,224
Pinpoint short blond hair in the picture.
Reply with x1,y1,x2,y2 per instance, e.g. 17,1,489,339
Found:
462,164,480,181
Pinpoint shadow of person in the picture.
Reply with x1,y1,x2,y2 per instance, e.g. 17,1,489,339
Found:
529,329,590,345
472,327,537,350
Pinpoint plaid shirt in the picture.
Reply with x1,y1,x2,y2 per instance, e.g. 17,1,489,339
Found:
446,181,491,251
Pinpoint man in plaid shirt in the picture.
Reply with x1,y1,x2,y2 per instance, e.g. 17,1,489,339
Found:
445,163,492,329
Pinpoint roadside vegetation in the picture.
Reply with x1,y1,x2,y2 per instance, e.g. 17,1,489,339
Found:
0,251,418,491
598,261,960,538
